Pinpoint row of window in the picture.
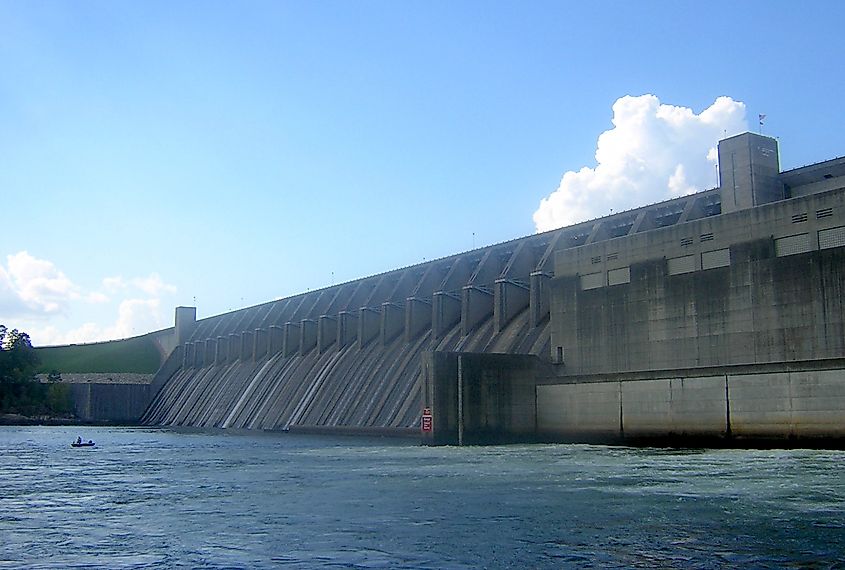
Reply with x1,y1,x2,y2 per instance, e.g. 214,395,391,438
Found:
578,225,845,290
775,226,845,257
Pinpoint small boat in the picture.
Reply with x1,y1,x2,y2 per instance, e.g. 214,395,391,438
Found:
71,441,95,448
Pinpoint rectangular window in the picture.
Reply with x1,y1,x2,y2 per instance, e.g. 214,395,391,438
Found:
580,272,604,290
668,255,696,275
775,233,812,257
701,248,731,270
607,266,631,286
819,226,845,250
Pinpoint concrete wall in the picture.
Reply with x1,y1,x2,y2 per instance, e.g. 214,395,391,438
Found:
718,132,781,213
422,352,540,445
542,179,845,445
41,373,154,423
537,366,845,443
551,188,845,374
68,383,151,423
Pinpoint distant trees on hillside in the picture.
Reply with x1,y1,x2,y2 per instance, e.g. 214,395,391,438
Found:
1,325,73,417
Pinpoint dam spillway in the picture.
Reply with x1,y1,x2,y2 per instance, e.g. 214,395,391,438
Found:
141,242,554,433
142,133,845,445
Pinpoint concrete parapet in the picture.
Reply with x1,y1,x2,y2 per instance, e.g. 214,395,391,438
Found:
461,285,493,337
300,319,317,354
254,328,268,360
215,336,228,365
184,343,195,369
240,331,254,361
529,271,552,328
269,325,284,355
317,315,336,353
494,279,529,333
405,297,432,342
282,322,300,356
228,333,240,362
337,311,357,349
205,339,216,366
193,341,205,368
381,302,403,345
433,292,461,339
358,307,380,347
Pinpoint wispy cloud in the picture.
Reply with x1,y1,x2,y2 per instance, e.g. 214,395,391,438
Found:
132,273,177,296
103,274,176,296
533,95,748,232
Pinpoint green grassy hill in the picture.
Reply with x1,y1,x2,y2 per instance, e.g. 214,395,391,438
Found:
36,333,163,374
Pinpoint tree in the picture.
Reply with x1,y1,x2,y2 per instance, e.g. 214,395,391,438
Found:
0,325,39,384
1,325,74,417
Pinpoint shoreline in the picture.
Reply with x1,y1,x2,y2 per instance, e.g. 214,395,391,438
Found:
0,414,135,427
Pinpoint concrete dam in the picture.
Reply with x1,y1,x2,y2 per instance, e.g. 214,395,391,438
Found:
142,132,845,445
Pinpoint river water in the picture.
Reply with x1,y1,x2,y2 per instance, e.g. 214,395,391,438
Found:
1,426,844,569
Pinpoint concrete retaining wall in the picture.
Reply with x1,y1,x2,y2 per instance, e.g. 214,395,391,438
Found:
537,368,845,442
422,352,540,445
40,373,154,423
68,383,151,423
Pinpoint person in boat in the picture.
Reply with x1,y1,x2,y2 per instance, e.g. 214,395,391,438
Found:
76,436,82,445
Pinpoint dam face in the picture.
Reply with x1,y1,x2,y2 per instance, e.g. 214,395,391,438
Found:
143,133,845,445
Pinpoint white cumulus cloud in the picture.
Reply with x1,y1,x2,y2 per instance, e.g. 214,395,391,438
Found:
0,252,178,345
533,94,748,232
42,298,168,344
1,251,78,315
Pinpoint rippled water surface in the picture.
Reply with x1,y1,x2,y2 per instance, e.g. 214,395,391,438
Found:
2,426,845,568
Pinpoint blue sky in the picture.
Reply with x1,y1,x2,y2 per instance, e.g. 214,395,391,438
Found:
2,1,844,345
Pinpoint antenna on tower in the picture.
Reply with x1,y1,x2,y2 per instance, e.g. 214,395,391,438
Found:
758,113,766,134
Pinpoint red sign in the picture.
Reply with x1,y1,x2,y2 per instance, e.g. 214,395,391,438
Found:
421,407,433,432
